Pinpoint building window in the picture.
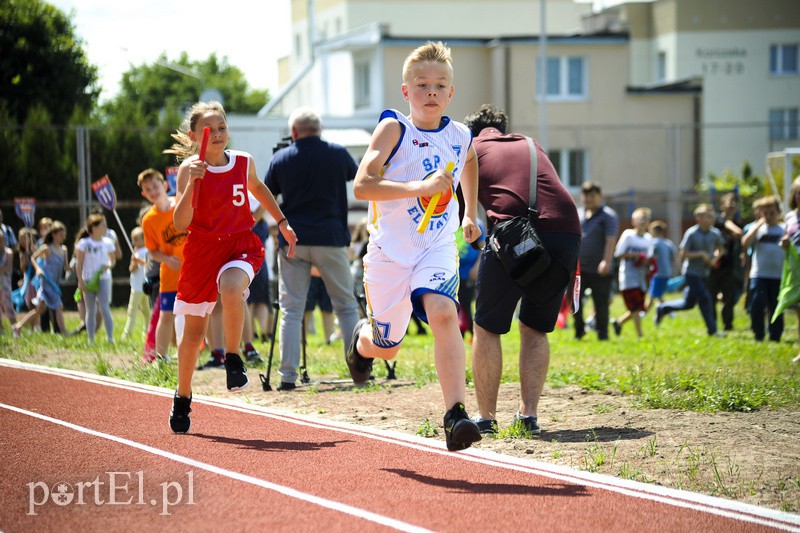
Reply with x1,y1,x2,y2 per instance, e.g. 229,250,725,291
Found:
657,51,667,81
770,44,798,75
769,108,799,140
537,56,587,100
548,148,587,188
355,62,371,108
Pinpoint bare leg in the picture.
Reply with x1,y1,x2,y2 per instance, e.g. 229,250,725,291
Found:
472,323,502,420
176,314,209,398
518,322,549,418
423,293,466,409
219,268,249,355
631,311,643,337
155,310,175,357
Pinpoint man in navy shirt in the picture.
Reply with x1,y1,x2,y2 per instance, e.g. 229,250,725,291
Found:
266,107,361,390
574,182,619,341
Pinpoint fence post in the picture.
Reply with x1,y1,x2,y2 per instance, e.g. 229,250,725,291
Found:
667,124,683,246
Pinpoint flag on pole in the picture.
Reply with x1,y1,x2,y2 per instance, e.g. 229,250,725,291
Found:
14,197,36,228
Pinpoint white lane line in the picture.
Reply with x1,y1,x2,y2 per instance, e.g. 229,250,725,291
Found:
0,402,431,533
3,359,799,532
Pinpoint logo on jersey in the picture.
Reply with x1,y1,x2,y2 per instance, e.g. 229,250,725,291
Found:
429,272,447,283
412,139,429,147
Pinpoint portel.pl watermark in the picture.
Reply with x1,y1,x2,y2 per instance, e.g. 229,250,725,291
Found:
27,471,195,516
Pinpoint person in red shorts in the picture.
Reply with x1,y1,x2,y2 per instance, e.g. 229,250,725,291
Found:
165,101,297,434
611,207,654,338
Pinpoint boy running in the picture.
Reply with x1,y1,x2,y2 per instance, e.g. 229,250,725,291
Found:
348,41,483,451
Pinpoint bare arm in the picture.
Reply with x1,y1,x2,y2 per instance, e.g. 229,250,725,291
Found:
354,120,452,201
247,155,297,258
173,158,204,232
741,219,764,249
459,145,480,243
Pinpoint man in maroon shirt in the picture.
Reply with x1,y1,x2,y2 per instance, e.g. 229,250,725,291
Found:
464,104,581,436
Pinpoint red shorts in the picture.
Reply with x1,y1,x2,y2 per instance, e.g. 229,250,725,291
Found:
175,230,264,317
622,288,646,312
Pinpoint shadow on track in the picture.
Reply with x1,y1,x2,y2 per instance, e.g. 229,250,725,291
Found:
190,433,353,452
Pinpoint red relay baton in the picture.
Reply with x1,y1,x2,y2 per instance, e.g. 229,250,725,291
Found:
191,126,211,208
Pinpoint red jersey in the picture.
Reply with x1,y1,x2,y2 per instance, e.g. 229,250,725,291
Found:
189,149,256,236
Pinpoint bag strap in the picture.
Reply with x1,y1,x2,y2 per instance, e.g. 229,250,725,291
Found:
525,136,539,219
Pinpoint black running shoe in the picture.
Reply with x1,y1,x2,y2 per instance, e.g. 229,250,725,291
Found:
471,415,499,435
244,343,262,364
197,349,226,370
612,318,622,336
169,393,192,434
276,381,296,391
345,318,374,384
443,403,482,451
224,353,249,391
514,413,542,435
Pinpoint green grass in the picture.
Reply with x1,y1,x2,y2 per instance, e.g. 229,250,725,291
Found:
2,297,799,413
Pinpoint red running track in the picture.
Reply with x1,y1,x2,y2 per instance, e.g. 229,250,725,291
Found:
1,359,798,532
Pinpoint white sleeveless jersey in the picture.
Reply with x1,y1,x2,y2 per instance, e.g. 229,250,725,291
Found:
367,109,473,266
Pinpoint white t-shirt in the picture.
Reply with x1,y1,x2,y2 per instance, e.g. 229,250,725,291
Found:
129,247,149,292
75,236,115,282
614,229,653,291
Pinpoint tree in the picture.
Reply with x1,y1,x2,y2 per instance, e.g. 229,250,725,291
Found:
17,105,70,198
105,52,269,124
0,0,99,124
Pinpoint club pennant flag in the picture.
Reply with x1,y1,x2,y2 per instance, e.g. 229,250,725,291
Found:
14,197,36,228
772,244,800,323
572,260,581,314
91,175,117,211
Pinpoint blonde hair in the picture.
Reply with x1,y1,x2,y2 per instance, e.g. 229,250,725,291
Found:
753,195,781,212
648,220,667,235
137,168,165,188
131,226,144,242
402,41,453,83
632,207,651,221
693,203,715,216
164,101,227,161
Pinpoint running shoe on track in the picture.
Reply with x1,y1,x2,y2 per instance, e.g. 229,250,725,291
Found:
345,317,374,384
169,393,192,434
224,353,249,391
444,403,482,451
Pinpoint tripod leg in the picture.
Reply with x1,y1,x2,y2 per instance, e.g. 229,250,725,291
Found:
260,301,280,391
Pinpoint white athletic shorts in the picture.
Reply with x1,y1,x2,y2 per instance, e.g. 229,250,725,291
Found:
362,240,459,348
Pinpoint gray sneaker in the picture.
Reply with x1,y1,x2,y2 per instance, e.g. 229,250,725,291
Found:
514,413,542,435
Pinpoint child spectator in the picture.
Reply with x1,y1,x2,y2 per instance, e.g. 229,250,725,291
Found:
742,195,785,341
121,226,151,339
611,208,653,337
74,214,116,344
166,101,296,433
647,220,678,308
0,232,16,333
138,168,188,361
13,221,69,337
656,204,725,336
348,42,483,451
